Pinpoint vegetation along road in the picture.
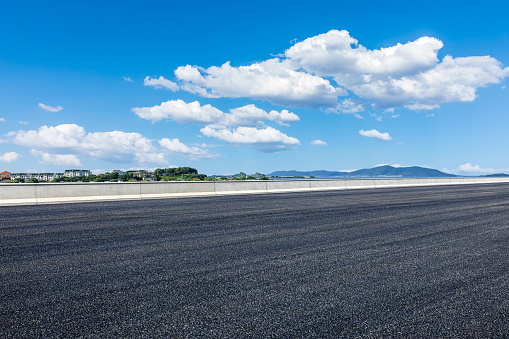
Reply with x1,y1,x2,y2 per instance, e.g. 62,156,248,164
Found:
1,184,508,337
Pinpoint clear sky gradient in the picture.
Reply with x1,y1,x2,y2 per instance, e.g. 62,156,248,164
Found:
1,1,508,175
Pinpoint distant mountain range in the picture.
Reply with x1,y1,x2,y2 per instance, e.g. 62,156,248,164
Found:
269,165,479,178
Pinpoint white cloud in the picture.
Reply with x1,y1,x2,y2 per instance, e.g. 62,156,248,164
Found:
30,150,83,166
133,100,223,124
144,76,179,91
353,55,509,109
39,103,63,112
0,152,22,163
123,76,133,82
0,118,5,123
171,29,508,111
286,30,443,79
359,129,392,141
311,140,327,146
133,100,299,128
285,30,508,110
200,126,300,152
9,124,166,165
443,163,509,175
326,98,365,118
19,121,29,125
404,103,439,110
370,112,383,122
175,59,345,108
159,138,219,159
215,104,299,128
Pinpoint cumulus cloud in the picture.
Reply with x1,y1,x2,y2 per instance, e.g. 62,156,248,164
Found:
351,55,509,109
175,59,345,108
443,163,509,175
286,30,508,110
144,76,179,91
201,126,300,152
39,103,63,112
7,124,219,164
133,100,299,128
30,150,82,166
311,140,327,146
215,104,299,128
286,31,443,79
159,138,218,159
133,100,223,124
0,152,22,163
8,124,166,165
135,100,301,152
359,129,392,141
0,118,5,123
171,29,508,111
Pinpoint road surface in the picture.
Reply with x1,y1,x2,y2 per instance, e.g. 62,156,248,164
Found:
1,184,508,337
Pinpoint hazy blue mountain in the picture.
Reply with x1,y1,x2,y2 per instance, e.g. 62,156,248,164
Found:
269,165,458,178
481,173,509,177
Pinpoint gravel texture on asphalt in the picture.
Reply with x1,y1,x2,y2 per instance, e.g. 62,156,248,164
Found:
1,183,509,338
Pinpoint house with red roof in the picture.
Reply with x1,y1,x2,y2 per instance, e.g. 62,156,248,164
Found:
0,171,12,180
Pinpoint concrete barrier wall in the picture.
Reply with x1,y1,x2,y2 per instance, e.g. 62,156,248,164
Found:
141,181,215,198
0,184,38,205
1,178,509,206
266,180,312,193
310,180,347,191
214,181,268,195
36,182,142,204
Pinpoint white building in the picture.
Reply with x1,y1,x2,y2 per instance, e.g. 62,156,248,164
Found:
11,169,91,182
64,169,91,177
12,173,63,182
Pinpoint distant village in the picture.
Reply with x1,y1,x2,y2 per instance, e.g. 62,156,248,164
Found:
0,168,271,183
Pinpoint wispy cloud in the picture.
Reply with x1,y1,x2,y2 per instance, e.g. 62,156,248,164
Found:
311,140,327,146
0,118,5,123
38,103,63,112
144,76,178,91
359,129,392,141
159,138,219,159
123,76,133,82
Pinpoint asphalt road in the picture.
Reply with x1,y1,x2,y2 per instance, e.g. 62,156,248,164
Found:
1,184,509,338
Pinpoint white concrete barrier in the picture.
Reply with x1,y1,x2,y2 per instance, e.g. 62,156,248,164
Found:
0,184,37,205
266,180,312,193
374,179,400,188
141,181,215,199
36,182,142,204
396,179,421,187
310,180,347,191
1,178,508,206
434,178,452,185
214,181,268,195
345,179,377,189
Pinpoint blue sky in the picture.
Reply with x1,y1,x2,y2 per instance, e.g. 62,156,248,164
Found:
1,0,508,175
